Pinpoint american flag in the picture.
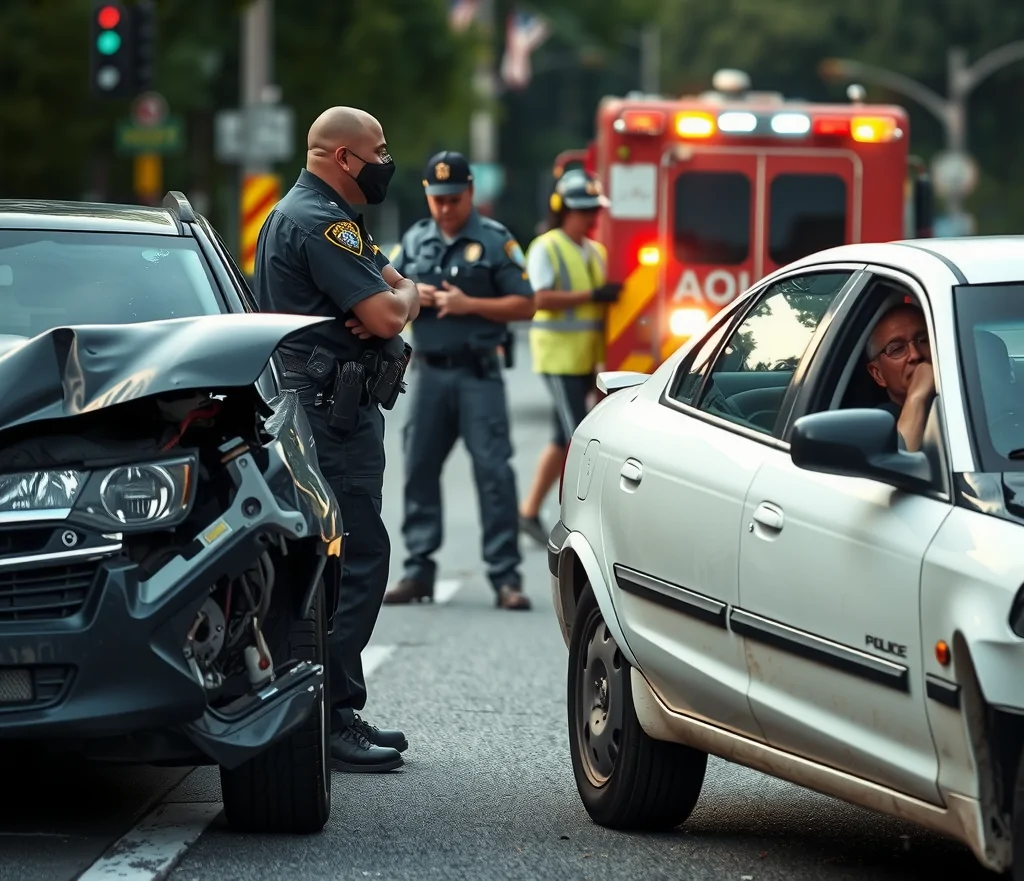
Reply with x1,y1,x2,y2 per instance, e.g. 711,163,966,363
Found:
500,8,551,90
448,0,479,32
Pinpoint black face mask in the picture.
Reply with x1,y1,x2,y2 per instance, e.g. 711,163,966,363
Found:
345,150,396,205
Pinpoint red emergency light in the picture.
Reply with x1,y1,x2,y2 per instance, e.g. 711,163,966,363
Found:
614,110,666,136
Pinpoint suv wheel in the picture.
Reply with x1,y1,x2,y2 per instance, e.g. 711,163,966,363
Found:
568,582,707,830
220,579,331,833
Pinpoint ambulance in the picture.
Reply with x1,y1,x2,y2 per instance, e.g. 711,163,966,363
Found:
552,69,935,374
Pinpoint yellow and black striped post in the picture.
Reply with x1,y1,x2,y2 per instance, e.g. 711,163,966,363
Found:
239,173,280,276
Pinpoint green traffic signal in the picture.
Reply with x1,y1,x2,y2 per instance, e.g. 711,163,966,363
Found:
97,30,121,55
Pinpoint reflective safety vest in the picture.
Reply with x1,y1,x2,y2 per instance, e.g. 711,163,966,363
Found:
528,229,608,375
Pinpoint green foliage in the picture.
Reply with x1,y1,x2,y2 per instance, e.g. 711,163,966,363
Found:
1,0,1023,237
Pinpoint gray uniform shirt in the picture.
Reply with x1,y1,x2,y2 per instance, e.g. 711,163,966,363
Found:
393,211,533,354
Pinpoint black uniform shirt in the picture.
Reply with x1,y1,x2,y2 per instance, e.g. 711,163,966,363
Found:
392,210,533,355
254,169,390,363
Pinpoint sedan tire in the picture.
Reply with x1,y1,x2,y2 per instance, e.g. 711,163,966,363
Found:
568,582,707,830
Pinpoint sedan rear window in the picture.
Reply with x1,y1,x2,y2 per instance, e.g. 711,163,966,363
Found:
0,230,222,339
954,282,1024,471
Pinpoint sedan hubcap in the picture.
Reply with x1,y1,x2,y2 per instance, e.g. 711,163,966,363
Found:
577,618,624,787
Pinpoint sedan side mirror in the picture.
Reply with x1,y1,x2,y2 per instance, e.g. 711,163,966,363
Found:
790,409,933,493
596,370,648,394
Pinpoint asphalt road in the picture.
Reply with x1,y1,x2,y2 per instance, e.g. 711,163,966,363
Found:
1,334,999,881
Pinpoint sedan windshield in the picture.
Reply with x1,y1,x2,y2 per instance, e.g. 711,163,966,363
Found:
0,230,222,340
954,282,1024,471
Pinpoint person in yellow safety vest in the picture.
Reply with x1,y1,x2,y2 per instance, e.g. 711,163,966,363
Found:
518,168,623,545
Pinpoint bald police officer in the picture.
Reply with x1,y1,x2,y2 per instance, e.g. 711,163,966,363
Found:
382,151,536,610
254,106,419,773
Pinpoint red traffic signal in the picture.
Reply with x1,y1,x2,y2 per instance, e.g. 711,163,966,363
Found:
97,5,120,29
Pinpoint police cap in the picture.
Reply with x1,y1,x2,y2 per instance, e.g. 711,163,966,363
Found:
423,151,473,196
553,168,609,211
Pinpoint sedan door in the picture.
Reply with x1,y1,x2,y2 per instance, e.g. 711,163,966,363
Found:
598,268,858,740
735,269,950,804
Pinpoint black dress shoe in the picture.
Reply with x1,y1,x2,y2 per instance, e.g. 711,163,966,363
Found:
351,714,409,752
330,726,403,773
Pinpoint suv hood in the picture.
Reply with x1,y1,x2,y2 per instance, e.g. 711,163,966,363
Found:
0,313,331,432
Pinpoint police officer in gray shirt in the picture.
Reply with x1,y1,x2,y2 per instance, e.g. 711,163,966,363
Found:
382,151,536,610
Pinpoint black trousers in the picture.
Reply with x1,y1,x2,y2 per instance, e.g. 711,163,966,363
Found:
302,402,390,731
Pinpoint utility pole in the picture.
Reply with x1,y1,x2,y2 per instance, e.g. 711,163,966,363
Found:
821,41,1024,227
640,24,661,95
238,0,279,275
470,0,499,213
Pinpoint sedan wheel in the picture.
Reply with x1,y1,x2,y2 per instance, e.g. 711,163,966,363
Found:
567,582,708,830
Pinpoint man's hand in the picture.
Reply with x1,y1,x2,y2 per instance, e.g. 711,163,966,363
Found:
907,361,935,402
434,281,474,318
417,282,438,307
346,317,373,339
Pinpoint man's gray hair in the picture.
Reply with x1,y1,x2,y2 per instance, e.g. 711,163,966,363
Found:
865,302,924,361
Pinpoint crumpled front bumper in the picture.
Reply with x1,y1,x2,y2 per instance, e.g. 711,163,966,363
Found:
0,434,339,768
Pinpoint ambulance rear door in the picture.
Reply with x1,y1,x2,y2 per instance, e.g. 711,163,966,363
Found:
761,150,860,277
659,147,760,362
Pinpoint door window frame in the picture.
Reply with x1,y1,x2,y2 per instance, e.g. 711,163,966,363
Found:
658,262,868,447
781,264,954,501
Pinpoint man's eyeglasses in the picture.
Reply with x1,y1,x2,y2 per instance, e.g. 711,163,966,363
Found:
878,332,930,360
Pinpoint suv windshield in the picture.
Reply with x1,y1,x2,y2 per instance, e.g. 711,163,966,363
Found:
0,230,222,339
954,282,1024,471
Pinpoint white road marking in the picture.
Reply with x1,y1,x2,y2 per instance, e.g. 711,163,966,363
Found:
361,643,397,677
76,802,222,880
433,578,462,604
75,645,398,880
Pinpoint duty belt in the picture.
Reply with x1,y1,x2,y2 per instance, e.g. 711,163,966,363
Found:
276,341,412,433
421,349,501,376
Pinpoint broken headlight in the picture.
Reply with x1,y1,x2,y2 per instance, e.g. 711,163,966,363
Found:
70,457,197,532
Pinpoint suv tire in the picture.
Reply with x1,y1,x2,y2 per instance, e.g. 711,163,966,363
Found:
220,579,331,834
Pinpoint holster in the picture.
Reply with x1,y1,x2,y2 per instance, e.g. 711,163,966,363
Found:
366,338,413,410
327,362,364,433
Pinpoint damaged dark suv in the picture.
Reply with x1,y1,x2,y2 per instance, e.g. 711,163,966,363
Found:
0,192,342,834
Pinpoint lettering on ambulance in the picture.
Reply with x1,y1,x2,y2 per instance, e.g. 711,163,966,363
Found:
671,268,752,307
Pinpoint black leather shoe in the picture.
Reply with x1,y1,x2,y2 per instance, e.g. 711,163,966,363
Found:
351,713,408,752
330,726,403,773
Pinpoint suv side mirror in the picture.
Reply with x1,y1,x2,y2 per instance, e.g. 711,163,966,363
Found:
790,409,933,493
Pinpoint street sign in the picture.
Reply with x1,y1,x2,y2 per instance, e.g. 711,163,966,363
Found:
215,105,295,164
131,91,168,127
116,116,184,155
931,151,979,200
933,211,976,237
469,162,505,205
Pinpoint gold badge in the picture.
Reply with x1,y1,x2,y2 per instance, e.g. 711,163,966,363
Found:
324,220,363,256
435,162,450,181
464,241,482,262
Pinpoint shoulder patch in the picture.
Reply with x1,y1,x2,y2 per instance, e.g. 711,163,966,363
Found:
324,220,363,256
504,238,525,268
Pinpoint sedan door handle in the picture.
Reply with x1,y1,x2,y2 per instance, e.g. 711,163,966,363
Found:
751,502,784,531
620,459,643,484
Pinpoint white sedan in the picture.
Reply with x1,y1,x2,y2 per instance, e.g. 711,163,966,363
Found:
548,236,1024,877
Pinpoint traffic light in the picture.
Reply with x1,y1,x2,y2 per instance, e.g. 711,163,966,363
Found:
89,1,158,98
131,1,157,93
90,2,130,96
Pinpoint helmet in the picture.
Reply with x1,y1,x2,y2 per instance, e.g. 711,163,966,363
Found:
549,168,609,213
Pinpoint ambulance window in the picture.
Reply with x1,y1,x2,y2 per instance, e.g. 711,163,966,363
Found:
674,172,750,265
769,174,847,266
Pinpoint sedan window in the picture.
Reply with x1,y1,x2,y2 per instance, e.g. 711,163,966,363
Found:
954,281,1024,470
0,230,222,338
695,271,852,434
